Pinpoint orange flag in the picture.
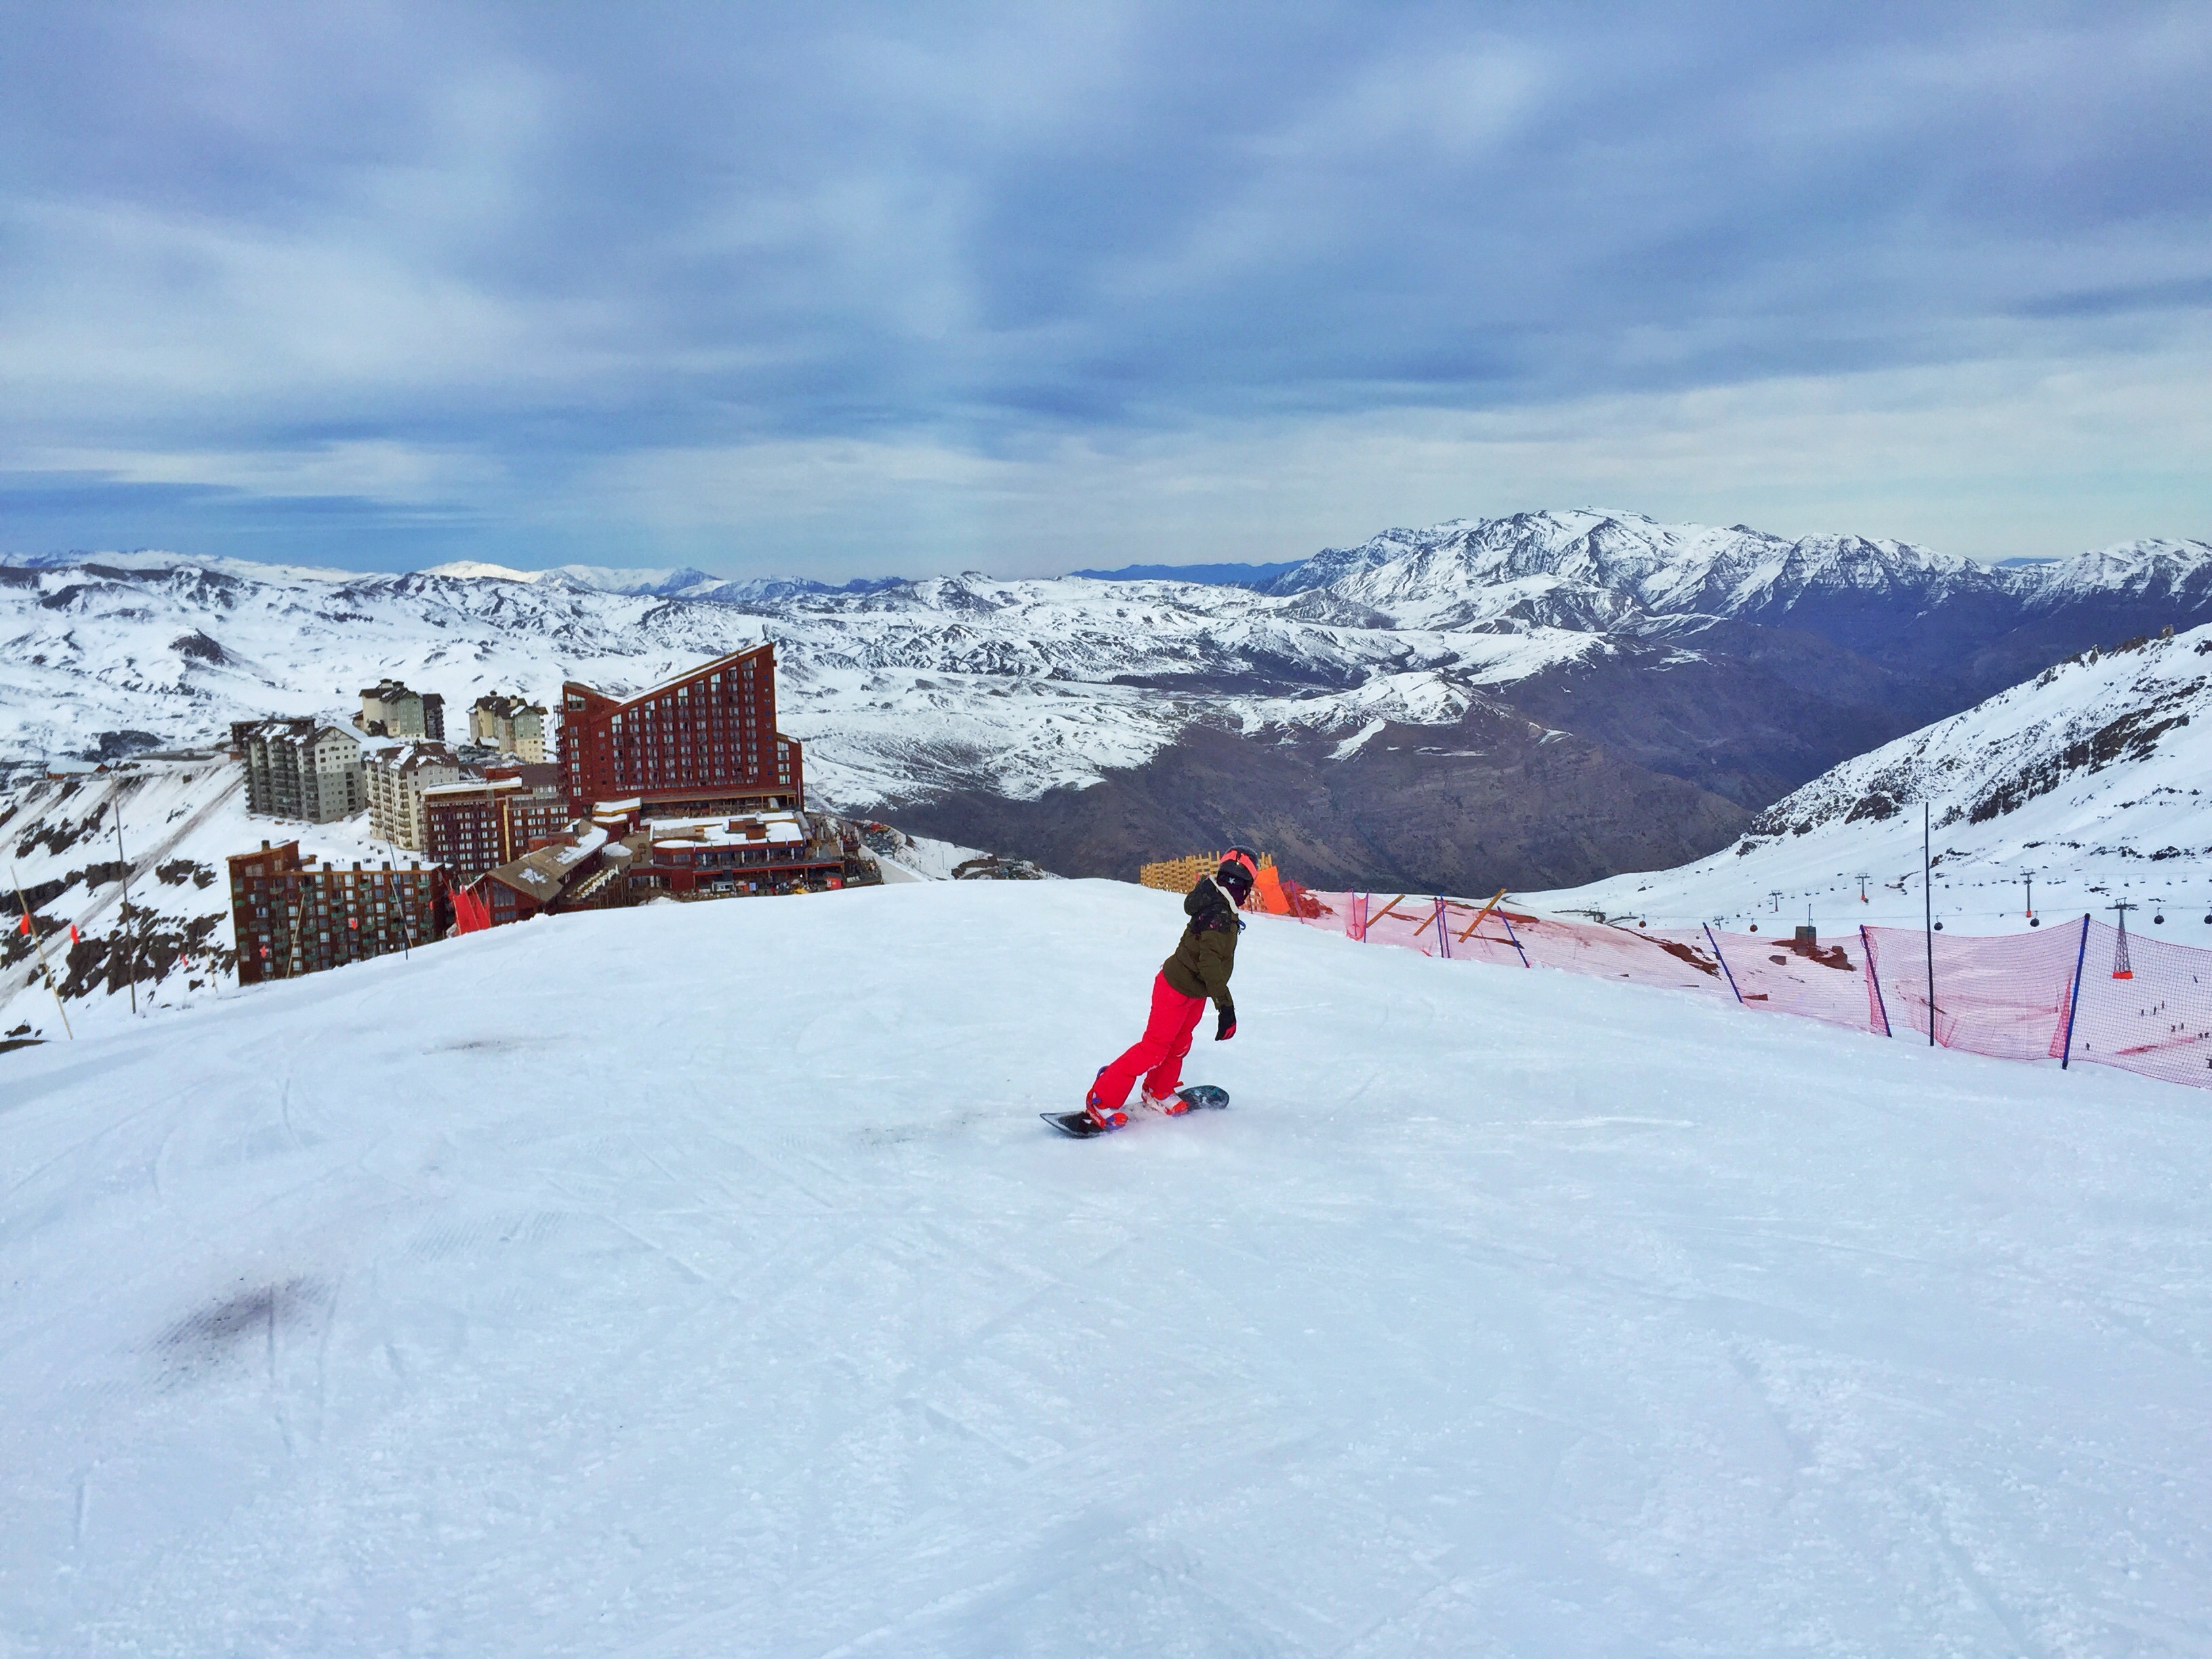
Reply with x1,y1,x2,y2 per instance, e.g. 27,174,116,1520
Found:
1254,863,1292,915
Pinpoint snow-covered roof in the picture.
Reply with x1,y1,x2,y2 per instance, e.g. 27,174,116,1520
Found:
422,775,518,799
647,811,807,849
565,641,774,711
485,823,610,899
371,741,459,775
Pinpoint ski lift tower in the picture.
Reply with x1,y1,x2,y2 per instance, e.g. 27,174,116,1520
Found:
2108,899,2137,979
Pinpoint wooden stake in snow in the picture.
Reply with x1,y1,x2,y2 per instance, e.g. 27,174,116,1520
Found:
9,866,74,1040
1456,888,1509,943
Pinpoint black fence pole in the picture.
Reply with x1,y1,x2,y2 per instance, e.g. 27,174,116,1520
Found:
1923,802,1935,1047
2060,914,2089,1069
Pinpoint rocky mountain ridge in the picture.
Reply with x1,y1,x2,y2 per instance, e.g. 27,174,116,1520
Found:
6,510,2209,892
1539,623,2212,935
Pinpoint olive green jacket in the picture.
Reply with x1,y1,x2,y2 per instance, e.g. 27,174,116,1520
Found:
1162,883,1238,1017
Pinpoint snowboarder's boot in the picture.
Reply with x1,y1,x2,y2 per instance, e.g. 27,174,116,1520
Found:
1085,1067,1128,1132
1140,1089,1189,1115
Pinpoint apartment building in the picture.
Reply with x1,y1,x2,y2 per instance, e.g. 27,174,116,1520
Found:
365,741,463,848
469,693,549,762
228,840,447,984
240,719,366,822
356,680,446,740
422,764,568,883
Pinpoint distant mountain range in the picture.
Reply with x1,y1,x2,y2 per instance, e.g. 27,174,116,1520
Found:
417,560,910,604
6,510,2209,892
1068,559,1305,586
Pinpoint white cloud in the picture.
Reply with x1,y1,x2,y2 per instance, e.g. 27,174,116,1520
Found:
519,330,2212,572
2,4,2207,573
22,440,506,506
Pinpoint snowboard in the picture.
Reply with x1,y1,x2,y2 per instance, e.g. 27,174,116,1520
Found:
1041,1085,1229,1138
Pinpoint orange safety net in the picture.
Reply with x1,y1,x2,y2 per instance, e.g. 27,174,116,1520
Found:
2068,920,2212,1088
1705,927,1886,1032
1283,893,2212,1092
1859,922,2083,1060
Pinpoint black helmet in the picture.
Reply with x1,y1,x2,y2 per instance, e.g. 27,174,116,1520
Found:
1216,846,1258,901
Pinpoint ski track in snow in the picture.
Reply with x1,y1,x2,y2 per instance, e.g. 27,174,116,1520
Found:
2,880,2209,1655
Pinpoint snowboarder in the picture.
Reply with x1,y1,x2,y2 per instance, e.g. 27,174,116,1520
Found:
1084,848,1257,1130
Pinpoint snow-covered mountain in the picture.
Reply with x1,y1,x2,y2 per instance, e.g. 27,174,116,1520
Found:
0,552,1592,805
1261,510,1997,630
2022,537,2212,614
8,878,2211,1653
16,608,2201,1041
1537,623,2212,935
419,560,909,602
1264,511,2212,653
7,510,2209,891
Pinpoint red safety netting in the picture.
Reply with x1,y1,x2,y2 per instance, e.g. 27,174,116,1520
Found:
1703,928,1880,1032
1506,917,1728,991
2067,920,2212,1089
1283,892,2212,1092
1860,921,2083,1062
1292,893,1731,992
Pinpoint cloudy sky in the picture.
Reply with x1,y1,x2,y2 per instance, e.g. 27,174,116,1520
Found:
3,2,2207,576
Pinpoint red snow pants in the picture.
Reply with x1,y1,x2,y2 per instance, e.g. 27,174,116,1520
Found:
1092,970,1208,1111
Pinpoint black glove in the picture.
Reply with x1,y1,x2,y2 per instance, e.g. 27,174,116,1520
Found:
1215,1008,1237,1042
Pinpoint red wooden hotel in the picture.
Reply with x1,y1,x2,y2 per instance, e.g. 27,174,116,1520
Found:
555,642,843,897
559,642,803,819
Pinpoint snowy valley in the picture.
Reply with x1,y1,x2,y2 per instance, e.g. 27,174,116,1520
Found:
6,510,2211,1043
8,510,2212,893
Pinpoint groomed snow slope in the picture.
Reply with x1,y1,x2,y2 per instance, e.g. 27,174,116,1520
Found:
4,882,2209,1656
